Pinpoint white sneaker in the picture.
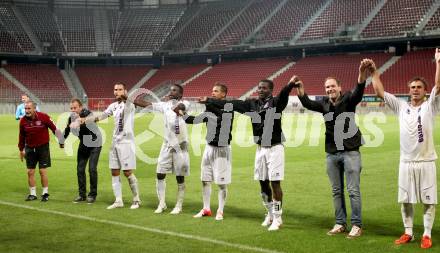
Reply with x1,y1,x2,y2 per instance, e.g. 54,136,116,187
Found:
261,213,273,227
215,211,224,221
170,206,182,215
268,216,282,231
193,209,212,218
346,225,362,239
154,204,167,214
327,224,346,235
107,201,124,210
130,201,141,209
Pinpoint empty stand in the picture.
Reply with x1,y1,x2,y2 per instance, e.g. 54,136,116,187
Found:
365,49,436,95
76,65,152,98
255,0,324,45
19,5,65,53
56,8,96,52
183,58,290,97
166,0,250,50
362,0,435,38
109,6,185,52
299,0,380,41
423,6,440,32
0,3,35,53
141,64,206,91
209,0,282,49
0,73,23,103
4,64,71,102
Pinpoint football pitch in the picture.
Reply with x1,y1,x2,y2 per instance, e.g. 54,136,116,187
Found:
0,112,439,253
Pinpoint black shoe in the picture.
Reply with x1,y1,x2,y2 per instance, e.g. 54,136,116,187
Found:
25,195,37,201
41,193,50,202
73,196,86,203
86,196,96,204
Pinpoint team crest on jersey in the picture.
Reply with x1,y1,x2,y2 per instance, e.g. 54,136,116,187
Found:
35,121,41,126
426,195,430,200
406,109,410,114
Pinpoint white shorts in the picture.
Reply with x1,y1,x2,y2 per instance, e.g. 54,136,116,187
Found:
398,161,437,204
254,144,284,181
109,142,136,170
201,145,231,185
156,142,190,176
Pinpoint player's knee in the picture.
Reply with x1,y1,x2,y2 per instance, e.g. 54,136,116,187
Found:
123,170,132,177
27,169,35,176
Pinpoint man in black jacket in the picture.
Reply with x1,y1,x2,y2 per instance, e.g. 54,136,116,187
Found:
184,83,234,221
64,98,102,203
201,79,296,231
295,59,372,238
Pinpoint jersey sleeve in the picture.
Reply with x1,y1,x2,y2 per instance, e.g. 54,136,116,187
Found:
103,103,115,117
427,87,440,113
383,91,403,114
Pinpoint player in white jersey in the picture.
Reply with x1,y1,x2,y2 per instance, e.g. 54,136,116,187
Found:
184,83,233,221
133,84,190,214
369,49,440,249
83,83,140,210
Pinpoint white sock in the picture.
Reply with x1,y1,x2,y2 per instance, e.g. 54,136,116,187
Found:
156,179,166,207
30,186,36,196
217,184,227,213
112,176,122,202
202,182,211,210
42,187,48,195
261,192,273,218
401,203,414,236
176,183,185,208
423,204,435,237
128,174,140,202
272,200,282,218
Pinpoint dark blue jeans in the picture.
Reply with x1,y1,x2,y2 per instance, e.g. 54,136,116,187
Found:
326,151,362,227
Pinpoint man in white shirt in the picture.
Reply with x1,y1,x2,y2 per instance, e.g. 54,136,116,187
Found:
369,49,440,249
85,82,141,210
134,84,190,214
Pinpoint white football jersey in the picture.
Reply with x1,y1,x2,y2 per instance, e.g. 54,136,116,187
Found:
150,100,190,147
384,88,440,162
104,101,135,144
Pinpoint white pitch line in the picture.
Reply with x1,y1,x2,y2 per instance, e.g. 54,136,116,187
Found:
0,200,284,253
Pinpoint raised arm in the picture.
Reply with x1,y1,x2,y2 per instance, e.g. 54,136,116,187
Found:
434,48,440,96
369,60,385,100
293,75,324,113
276,81,296,111
200,97,251,114
347,59,371,105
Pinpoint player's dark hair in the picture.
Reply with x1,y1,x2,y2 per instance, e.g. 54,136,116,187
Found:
260,79,274,90
114,82,126,89
172,84,184,95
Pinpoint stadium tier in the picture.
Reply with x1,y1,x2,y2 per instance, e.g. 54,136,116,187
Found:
18,5,65,53
108,6,185,53
0,73,23,103
298,0,381,42
141,64,206,91
208,0,283,49
0,3,35,53
365,49,437,95
255,0,324,45
164,0,250,50
3,64,71,102
76,65,152,98
361,0,435,38
269,53,392,96
424,5,440,32
183,58,290,97
0,0,438,53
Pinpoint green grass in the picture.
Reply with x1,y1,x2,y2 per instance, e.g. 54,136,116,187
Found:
0,112,439,253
